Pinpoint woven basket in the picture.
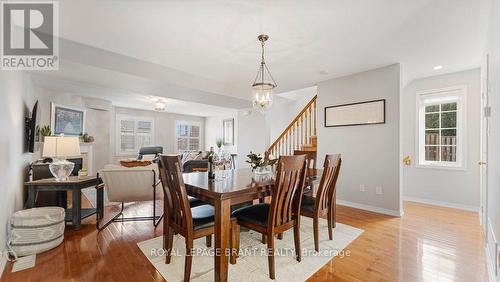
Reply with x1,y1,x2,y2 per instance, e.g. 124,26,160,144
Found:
10,207,65,256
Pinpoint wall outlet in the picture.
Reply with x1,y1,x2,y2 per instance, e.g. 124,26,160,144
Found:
359,184,366,192
375,186,383,195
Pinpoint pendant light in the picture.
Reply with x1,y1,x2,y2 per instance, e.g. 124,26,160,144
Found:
252,34,277,113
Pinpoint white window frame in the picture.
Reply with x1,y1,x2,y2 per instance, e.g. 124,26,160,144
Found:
175,121,202,152
115,114,155,156
416,85,466,170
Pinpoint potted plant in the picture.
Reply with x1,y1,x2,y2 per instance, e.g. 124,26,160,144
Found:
36,125,52,142
246,151,278,175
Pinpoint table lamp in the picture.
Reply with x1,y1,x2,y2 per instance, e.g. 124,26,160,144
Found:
42,135,81,181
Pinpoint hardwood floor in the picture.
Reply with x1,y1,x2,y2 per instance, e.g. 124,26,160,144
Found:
1,201,487,281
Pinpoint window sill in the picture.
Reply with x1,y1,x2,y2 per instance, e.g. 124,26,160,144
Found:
414,163,466,171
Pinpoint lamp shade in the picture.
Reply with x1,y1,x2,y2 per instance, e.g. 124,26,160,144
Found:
42,136,81,158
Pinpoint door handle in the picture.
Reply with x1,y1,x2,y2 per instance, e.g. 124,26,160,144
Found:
478,161,487,165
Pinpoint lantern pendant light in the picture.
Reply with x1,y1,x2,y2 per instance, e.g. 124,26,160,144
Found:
251,34,277,113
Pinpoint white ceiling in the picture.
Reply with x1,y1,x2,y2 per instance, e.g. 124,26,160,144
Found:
57,0,490,96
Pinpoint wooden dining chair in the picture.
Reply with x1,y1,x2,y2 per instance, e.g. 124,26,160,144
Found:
300,154,341,252
231,155,308,280
293,150,317,171
158,155,236,282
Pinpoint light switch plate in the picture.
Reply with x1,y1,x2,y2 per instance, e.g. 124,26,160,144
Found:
375,186,383,195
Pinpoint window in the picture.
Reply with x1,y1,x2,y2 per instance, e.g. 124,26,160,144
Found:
116,115,154,155
175,121,201,152
417,86,466,168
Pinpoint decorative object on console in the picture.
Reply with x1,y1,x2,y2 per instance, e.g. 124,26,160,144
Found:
42,136,81,181
35,124,51,142
251,34,277,113
80,132,95,143
324,99,385,127
246,151,277,175
51,103,86,136
222,118,234,145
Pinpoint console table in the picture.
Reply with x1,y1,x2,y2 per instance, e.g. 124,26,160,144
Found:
24,176,102,230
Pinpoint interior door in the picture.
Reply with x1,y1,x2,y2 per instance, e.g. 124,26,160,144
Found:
479,54,490,231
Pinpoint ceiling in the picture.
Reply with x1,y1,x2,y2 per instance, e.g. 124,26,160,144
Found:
56,0,489,96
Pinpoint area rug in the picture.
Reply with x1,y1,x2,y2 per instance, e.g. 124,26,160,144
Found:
137,217,363,281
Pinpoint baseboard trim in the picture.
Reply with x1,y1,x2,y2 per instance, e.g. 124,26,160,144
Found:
486,245,496,282
0,251,7,279
336,200,403,217
403,196,479,212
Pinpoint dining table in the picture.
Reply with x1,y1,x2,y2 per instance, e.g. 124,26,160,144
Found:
182,168,323,282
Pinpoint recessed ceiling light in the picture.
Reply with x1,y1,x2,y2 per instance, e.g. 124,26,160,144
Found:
433,65,443,70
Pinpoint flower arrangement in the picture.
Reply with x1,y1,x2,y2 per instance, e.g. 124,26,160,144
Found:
246,151,278,171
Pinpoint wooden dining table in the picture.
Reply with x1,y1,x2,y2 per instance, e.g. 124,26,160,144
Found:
182,168,321,282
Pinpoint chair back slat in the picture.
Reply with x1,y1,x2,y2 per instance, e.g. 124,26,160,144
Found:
268,155,307,229
315,154,342,212
158,155,193,232
293,150,317,170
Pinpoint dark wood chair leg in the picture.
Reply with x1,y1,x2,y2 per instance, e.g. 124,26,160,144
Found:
184,239,193,282
261,234,266,244
165,227,174,264
313,216,320,252
267,234,276,280
327,209,334,240
230,221,240,264
206,235,211,248
293,220,302,262
277,233,283,240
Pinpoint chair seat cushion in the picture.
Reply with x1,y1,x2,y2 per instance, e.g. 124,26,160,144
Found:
191,204,215,230
232,203,270,227
188,196,205,207
301,196,316,213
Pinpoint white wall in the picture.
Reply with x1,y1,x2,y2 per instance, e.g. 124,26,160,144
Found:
317,64,402,215
484,0,500,279
204,112,238,154
235,109,267,169
268,88,317,144
401,69,481,210
0,72,34,276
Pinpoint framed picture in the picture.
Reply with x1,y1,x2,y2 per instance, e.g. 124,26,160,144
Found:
325,99,385,127
223,118,234,145
51,103,86,136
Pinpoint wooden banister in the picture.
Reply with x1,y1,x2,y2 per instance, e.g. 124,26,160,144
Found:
267,95,317,157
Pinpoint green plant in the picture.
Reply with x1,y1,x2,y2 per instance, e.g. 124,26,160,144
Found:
36,125,51,141
216,138,223,148
246,151,278,170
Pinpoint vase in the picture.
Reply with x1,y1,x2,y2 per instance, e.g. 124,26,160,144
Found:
253,165,272,175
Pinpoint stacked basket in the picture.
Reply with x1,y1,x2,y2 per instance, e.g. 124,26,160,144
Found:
9,207,65,257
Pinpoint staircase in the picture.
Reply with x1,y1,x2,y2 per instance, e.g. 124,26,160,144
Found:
267,95,317,157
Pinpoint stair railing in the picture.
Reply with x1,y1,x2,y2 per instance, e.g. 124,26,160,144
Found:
267,95,317,157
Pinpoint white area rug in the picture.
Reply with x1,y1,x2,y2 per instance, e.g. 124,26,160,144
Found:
137,217,363,281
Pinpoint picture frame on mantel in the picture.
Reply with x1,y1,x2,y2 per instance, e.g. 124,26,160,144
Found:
51,103,86,136
223,118,234,145
324,99,385,127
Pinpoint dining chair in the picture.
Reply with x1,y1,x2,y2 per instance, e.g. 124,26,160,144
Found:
300,154,341,252
231,155,308,280
293,150,317,170
158,155,236,282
